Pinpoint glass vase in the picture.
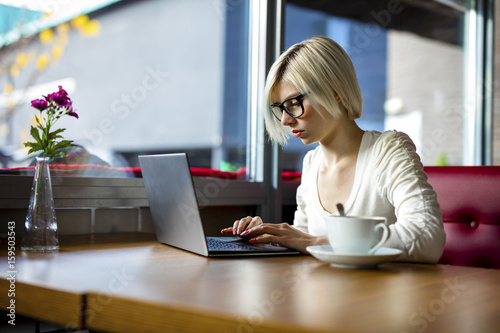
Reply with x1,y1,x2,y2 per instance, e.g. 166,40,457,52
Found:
21,156,59,252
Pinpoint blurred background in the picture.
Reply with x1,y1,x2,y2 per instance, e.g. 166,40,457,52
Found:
0,0,496,176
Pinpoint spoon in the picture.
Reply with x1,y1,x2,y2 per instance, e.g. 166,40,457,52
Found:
336,203,346,216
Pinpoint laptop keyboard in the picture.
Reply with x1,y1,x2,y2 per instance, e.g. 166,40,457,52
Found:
206,237,258,251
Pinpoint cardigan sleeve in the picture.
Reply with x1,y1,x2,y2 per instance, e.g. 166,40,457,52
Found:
374,131,446,264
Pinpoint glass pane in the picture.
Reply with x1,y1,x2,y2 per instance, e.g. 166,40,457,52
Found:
282,1,465,170
0,0,249,177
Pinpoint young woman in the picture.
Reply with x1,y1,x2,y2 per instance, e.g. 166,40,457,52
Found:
221,36,446,264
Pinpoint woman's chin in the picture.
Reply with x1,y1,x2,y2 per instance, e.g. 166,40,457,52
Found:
299,137,316,145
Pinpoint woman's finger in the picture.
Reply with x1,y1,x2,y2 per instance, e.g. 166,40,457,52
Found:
246,216,263,230
242,223,316,254
248,234,281,245
242,223,290,238
221,227,233,234
233,216,253,235
222,216,265,236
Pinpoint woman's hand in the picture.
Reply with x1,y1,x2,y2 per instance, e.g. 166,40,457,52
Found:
221,216,264,236
239,222,328,254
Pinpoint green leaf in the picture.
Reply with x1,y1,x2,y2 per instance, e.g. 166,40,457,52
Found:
29,126,43,145
41,132,48,146
47,128,66,141
24,141,41,149
42,140,73,160
23,141,43,155
27,148,40,155
52,140,73,151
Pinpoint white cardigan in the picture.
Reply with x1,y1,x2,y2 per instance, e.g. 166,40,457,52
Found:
294,130,446,263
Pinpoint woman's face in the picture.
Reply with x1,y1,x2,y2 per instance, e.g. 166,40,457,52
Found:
274,81,338,145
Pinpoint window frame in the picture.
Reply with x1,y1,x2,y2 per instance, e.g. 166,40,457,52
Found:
246,0,284,222
463,0,494,165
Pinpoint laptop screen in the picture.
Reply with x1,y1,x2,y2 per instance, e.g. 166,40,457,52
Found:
139,153,209,256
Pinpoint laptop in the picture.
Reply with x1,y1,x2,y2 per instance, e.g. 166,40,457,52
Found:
139,153,300,257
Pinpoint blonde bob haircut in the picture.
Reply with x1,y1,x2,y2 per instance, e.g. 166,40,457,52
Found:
263,36,363,145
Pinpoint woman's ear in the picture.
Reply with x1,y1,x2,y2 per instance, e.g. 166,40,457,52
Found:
335,95,344,110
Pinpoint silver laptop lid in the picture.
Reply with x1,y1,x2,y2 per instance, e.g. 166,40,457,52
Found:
139,153,209,256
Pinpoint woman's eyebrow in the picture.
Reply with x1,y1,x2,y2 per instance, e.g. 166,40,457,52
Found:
273,92,301,104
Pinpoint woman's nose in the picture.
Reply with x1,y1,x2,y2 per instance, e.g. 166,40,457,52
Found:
281,111,295,126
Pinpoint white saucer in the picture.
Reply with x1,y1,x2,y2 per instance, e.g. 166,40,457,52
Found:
306,245,403,268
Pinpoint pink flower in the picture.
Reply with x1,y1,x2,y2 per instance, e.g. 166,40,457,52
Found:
66,105,79,119
31,99,48,111
45,85,72,108
25,85,79,160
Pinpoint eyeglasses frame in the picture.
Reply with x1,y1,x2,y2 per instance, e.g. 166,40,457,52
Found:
270,93,306,121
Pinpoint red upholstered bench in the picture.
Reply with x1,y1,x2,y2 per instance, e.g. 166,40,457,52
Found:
425,166,500,269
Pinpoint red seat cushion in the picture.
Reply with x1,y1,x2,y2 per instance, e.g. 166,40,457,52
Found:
425,166,500,268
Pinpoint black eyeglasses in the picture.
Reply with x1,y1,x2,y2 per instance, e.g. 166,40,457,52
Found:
270,94,305,121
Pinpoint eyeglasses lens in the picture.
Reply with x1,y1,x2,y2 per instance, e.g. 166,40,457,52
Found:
271,97,303,120
284,98,303,117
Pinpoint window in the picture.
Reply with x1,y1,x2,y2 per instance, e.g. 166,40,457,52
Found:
282,0,494,169
0,0,250,175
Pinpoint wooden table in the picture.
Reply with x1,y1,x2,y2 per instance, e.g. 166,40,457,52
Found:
1,233,500,333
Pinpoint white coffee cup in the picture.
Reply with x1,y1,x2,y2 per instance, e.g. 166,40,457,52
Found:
325,215,390,255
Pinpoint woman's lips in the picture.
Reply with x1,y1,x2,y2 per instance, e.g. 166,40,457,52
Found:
293,130,304,138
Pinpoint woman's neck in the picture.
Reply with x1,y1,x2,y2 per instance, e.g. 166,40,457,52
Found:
319,119,365,167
